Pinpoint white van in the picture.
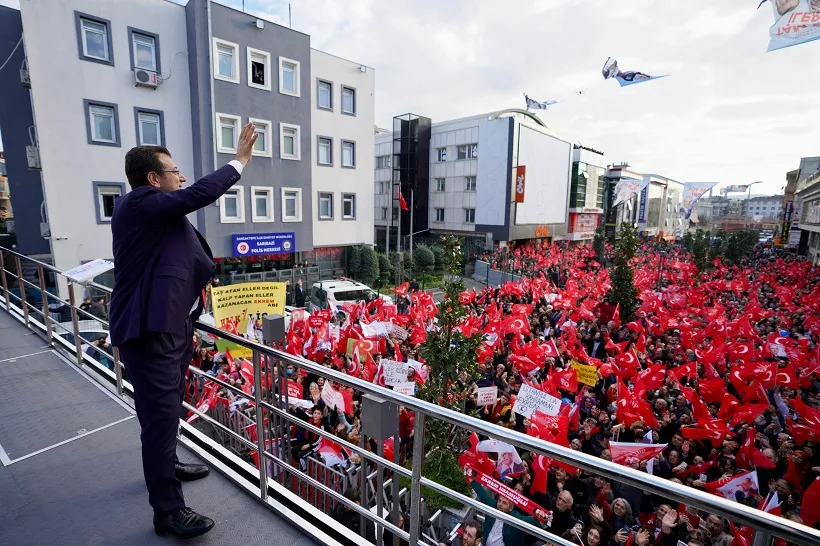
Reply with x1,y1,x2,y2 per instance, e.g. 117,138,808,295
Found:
309,279,393,313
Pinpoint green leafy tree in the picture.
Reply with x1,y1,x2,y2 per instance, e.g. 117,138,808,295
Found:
692,229,711,273
593,226,606,265
347,245,362,280
429,244,445,268
412,245,435,278
682,231,694,253
377,253,392,282
722,230,758,265
608,222,640,321
414,235,483,510
358,245,380,285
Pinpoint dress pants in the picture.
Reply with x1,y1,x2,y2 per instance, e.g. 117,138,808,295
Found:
118,318,193,515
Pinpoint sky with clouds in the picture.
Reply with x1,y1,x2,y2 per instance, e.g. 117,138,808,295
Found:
2,0,819,196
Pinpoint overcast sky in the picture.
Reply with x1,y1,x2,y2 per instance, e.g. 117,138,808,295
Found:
3,0,819,195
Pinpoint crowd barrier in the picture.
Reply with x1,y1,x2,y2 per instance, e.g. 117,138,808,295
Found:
2,246,820,546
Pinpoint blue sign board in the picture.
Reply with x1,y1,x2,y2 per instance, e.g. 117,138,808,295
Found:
637,185,648,226
232,232,295,257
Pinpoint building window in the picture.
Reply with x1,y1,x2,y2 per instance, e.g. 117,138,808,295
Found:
342,86,356,115
317,137,332,166
134,108,164,146
392,208,399,221
342,194,356,219
436,148,447,162
317,80,332,110
464,208,475,223
213,38,239,83
435,178,446,192
128,28,159,72
216,113,241,153
457,144,478,160
377,181,388,194
380,207,388,220
282,188,302,222
249,118,272,157
279,57,300,96
318,192,333,220
376,155,391,169
247,47,271,91
434,208,445,222
251,186,274,222
84,100,120,147
220,186,244,223
75,13,113,65
465,176,476,191
92,182,124,224
280,123,301,160
342,141,356,168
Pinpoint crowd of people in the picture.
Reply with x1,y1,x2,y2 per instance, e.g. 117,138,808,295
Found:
188,238,820,546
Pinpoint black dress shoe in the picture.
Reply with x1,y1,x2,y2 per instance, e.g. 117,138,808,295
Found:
175,462,210,482
153,507,215,538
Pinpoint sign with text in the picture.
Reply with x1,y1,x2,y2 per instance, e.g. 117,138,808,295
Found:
62,259,115,283
393,382,416,396
232,232,295,257
512,383,561,418
571,362,599,387
287,380,303,399
476,386,498,406
380,359,410,386
514,165,527,203
612,178,649,208
211,282,286,341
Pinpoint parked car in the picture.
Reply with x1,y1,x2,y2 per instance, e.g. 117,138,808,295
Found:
309,279,393,313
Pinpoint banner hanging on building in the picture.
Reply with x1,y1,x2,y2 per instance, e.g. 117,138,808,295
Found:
637,185,649,228
515,165,527,203
762,0,820,52
612,178,650,208
680,182,718,220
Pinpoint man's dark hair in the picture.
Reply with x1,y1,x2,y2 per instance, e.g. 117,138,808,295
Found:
463,521,482,539
125,145,171,189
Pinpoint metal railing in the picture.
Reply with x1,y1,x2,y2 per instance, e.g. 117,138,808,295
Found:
1,245,820,546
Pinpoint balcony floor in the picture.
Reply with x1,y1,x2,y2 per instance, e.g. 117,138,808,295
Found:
0,309,315,545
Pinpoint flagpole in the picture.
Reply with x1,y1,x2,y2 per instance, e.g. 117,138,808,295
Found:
410,189,415,259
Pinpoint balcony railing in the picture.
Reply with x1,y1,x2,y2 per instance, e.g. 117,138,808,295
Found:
1,245,819,546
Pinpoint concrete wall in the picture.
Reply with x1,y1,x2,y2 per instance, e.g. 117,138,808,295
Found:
0,6,50,256
309,49,374,248
189,0,313,256
19,0,194,278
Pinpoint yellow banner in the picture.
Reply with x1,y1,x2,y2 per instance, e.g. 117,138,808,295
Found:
571,362,599,387
211,282,287,341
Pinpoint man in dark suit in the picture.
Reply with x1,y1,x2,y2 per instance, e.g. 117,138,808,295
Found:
109,123,257,538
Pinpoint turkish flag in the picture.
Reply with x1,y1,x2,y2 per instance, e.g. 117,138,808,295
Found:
792,397,820,427
614,350,640,380
681,426,726,445
509,354,541,375
776,363,799,389
609,441,667,466
613,304,621,327
789,420,820,446
501,314,530,335
668,362,696,384
543,338,560,358
699,378,725,404
736,429,775,471
398,192,409,211
717,393,741,421
729,403,769,427
801,478,820,528
240,359,255,386
729,341,755,362
395,282,409,296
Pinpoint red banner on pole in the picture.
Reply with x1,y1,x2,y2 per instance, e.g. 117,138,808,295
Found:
515,166,527,204
468,467,549,524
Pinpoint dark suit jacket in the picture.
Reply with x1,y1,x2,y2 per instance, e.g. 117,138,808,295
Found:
109,164,241,345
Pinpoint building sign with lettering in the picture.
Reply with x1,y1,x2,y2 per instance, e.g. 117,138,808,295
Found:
514,165,526,204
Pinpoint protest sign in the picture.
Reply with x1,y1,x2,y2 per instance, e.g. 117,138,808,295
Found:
287,380,302,399
476,386,498,406
211,282,287,357
571,362,598,387
467,468,549,524
393,382,416,396
380,359,410,386
513,383,561,418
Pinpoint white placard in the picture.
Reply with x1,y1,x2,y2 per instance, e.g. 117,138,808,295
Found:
380,358,409,386
321,382,343,410
393,382,416,396
62,258,115,283
386,322,409,340
361,321,388,338
512,383,561,418
476,386,498,406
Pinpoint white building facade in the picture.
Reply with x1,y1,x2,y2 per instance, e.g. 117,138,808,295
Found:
309,49,375,251
19,0,194,294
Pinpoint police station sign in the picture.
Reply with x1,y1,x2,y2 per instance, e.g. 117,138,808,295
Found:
232,232,296,256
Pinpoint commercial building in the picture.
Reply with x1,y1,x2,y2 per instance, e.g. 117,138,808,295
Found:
0,0,374,294
375,109,574,251
742,195,784,221
792,157,820,263
556,146,606,242
604,164,684,241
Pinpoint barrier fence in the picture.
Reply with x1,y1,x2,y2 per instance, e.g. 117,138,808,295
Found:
2,246,820,546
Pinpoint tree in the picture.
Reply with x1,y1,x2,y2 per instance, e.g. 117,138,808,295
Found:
358,245,380,285
691,229,711,273
723,230,757,265
593,226,606,265
608,222,640,321
377,253,392,281
347,245,362,280
682,231,694,253
429,244,445,268
414,235,483,510
412,245,435,278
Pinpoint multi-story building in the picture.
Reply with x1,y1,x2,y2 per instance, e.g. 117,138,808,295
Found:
374,109,574,251
557,146,606,242
604,165,684,240
0,0,374,294
742,195,784,221
793,156,820,263
694,195,732,225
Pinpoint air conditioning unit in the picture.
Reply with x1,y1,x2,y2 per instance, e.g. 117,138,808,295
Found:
134,69,158,89
20,68,30,88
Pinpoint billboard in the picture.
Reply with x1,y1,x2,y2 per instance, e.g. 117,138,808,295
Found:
514,166,526,203
232,232,295,257
513,125,571,226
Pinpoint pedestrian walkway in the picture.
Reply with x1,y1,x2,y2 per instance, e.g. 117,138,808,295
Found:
0,310,315,545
